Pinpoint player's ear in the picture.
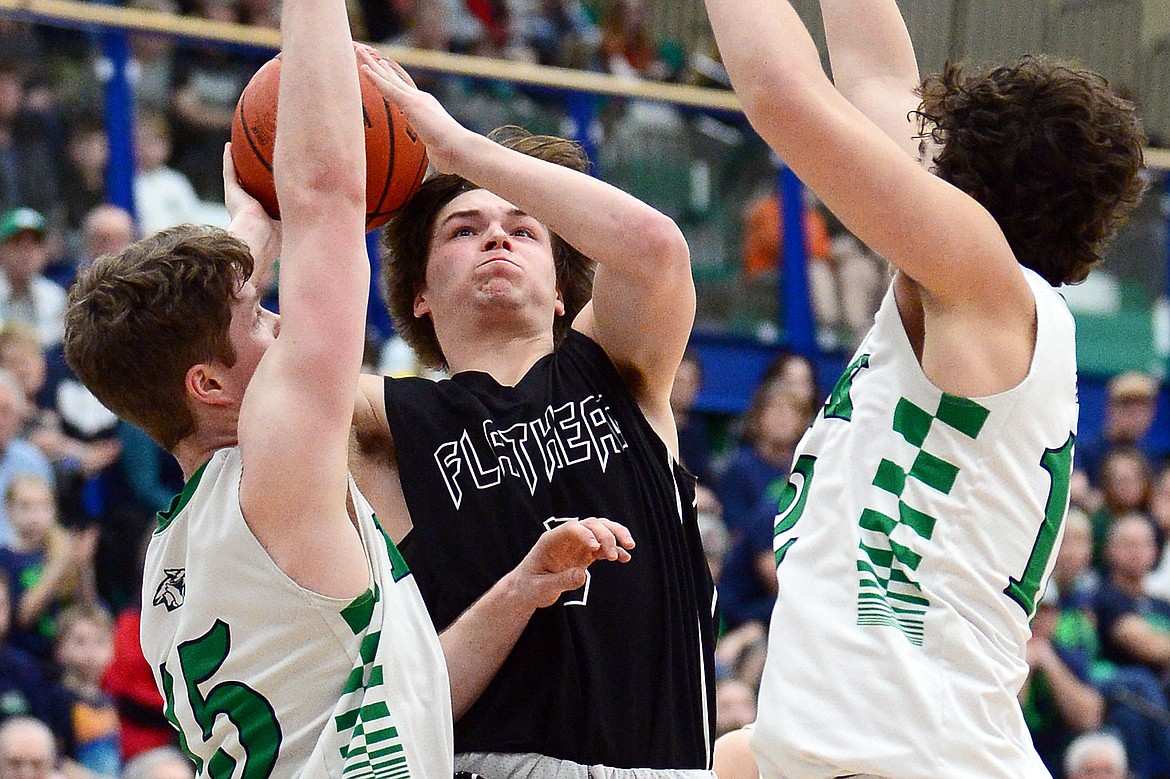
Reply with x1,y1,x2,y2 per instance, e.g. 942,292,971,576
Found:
413,287,431,318
185,363,230,407
554,286,565,317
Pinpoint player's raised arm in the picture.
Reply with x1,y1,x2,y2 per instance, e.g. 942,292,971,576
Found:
361,59,694,428
237,0,370,594
702,0,1025,310
819,0,922,157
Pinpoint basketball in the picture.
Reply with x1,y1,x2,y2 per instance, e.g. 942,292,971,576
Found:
230,42,429,232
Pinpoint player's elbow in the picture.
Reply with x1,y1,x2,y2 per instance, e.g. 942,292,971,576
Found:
276,156,366,211
737,68,822,138
634,211,691,280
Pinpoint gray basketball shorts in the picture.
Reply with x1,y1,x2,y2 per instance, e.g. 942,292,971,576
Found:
454,752,719,779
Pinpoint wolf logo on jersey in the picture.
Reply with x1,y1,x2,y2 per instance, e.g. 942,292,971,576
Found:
152,569,185,611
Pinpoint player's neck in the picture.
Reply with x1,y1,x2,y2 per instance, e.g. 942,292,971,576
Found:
444,328,555,387
171,424,240,481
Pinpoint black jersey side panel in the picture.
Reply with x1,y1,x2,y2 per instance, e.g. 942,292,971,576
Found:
387,330,716,769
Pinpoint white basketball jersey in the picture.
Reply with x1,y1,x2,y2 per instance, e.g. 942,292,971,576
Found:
753,269,1075,779
141,447,453,779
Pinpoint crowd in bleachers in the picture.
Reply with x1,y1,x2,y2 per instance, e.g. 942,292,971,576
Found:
0,2,1162,778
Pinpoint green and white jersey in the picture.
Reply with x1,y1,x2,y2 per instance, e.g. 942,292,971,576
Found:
753,269,1073,779
142,447,453,779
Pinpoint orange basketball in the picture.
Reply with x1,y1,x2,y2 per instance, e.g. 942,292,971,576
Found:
230,42,429,232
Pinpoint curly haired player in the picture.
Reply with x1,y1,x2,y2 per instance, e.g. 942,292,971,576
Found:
701,0,1145,777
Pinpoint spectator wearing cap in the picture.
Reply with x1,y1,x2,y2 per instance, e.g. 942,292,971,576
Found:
0,208,64,348
1078,372,1161,483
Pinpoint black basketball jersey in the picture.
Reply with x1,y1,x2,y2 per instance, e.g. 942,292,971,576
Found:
386,330,717,770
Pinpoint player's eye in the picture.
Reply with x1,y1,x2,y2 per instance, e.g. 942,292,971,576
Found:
513,227,535,239
452,225,475,238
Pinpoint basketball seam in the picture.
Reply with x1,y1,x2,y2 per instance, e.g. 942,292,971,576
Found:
237,97,274,174
368,98,397,230
367,148,428,222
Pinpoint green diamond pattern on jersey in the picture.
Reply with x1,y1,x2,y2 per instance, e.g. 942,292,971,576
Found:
334,582,413,779
856,394,990,645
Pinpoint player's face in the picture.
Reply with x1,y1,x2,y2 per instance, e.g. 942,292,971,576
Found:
418,189,562,325
225,279,279,392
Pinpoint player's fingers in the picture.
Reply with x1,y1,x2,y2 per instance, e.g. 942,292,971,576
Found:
361,60,408,93
222,143,238,183
555,567,587,592
599,518,635,550
581,517,620,560
583,517,635,551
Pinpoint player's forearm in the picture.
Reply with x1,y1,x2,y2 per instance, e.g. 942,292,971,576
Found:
440,568,539,720
273,0,365,216
819,0,919,97
703,0,827,121
448,130,689,284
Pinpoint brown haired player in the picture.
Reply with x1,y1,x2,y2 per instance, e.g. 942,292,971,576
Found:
61,0,633,769
350,58,716,777
701,1,1145,778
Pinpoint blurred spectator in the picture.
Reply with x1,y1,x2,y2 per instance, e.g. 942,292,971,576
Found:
58,115,108,236
46,606,119,776
101,605,171,763
1042,507,1170,779
120,747,192,779
1052,508,1100,607
0,473,98,663
101,528,174,763
717,519,776,631
1020,586,1104,773
713,620,766,693
671,348,714,484
714,677,756,740
0,208,65,348
519,0,600,68
169,0,256,200
599,0,669,81
0,323,122,511
1079,372,1161,482
0,470,98,664
0,576,54,726
0,716,56,779
757,350,819,415
1145,463,1170,601
1095,513,1170,681
1090,448,1153,571
126,0,179,114
741,189,830,281
1071,467,1105,518
816,206,886,349
0,370,53,547
79,206,136,272
0,62,60,219
1063,731,1129,779
698,510,728,583
716,384,810,536
134,112,202,237
237,0,280,28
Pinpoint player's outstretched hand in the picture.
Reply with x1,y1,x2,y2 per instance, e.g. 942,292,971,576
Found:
358,48,467,174
517,518,635,609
